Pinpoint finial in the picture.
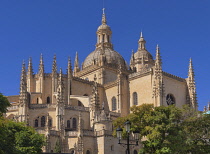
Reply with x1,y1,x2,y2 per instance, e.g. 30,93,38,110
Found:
21,60,26,75
39,53,44,74
140,31,143,38
67,56,73,74
59,67,62,74
102,8,107,25
52,54,57,74
27,57,33,75
156,44,160,53
74,52,80,74
188,58,194,78
138,32,146,50
102,8,105,14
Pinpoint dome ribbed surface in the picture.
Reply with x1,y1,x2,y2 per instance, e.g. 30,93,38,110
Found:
83,48,127,69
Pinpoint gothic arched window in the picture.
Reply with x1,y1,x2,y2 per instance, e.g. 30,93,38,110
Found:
34,119,38,127
67,120,70,128
73,118,77,130
41,116,45,127
86,150,91,154
133,150,138,154
133,92,138,105
166,94,176,105
48,119,52,127
112,97,117,111
47,97,50,104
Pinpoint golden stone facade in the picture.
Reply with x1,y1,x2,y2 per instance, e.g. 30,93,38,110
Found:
6,11,197,154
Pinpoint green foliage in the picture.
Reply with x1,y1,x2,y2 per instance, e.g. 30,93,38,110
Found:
0,93,10,116
114,104,210,154
0,118,45,154
54,139,61,153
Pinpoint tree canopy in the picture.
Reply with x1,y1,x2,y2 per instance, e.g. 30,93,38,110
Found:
0,118,45,154
0,93,10,115
0,93,45,154
113,104,210,154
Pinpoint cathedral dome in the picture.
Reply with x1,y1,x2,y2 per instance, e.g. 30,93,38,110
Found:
97,24,111,31
83,47,127,69
82,9,127,70
134,49,153,60
134,32,153,61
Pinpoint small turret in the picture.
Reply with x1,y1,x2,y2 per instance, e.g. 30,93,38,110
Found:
74,52,80,75
27,57,33,92
52,55,58,94
38,54,44,76
19,61,28,122
96,8,113,49
57,68,64,103
153,45,164,106
154,44,162,79
27,57,33,77
52,54,57,76
20,61,27,103
138,32,146,50
187,58,197,109
67,56,73,78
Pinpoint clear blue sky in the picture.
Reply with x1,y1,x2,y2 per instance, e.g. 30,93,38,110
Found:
0,0,209,111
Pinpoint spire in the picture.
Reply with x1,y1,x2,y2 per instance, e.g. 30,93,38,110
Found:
155,44,162,67
153,45,164,106
102,8,107,25
57,68,64,103
96,8,113,49
140,31,143,37
67,56,73,78
130,50,135,64
52,54,57,76
27,57,33,77
20,61,27,103
58,68,64,87
187,58,197,109
74,52,80,74
20,61,27,93
154,44,162,79
38,54,44,75
188,58,195,81
138,32,146,50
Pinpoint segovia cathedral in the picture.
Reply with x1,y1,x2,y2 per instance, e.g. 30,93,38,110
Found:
5,10,197,154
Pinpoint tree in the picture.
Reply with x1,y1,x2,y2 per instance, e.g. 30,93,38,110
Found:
0,118,45,154
54,139,62,153
113,104,210,154
0,93,10,116
180,105,210,154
